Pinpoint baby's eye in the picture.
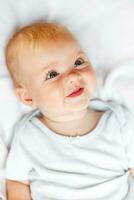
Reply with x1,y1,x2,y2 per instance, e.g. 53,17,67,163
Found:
74,58,85,67
45,70,59,80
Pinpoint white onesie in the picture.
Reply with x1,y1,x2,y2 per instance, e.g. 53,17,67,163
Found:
6,100,134,200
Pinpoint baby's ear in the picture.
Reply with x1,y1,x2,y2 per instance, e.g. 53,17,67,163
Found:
16,87,33,106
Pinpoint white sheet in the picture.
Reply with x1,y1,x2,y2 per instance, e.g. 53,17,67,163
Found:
0,0,134,199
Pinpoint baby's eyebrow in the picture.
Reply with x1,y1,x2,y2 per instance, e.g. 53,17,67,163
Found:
77,51,85,56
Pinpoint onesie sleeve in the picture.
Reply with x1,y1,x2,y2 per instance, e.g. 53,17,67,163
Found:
121,107,134,169
6,123,32,181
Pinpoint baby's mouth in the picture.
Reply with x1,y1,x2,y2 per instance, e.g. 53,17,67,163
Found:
67,87,84,98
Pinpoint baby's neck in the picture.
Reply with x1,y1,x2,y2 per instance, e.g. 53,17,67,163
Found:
40,108,103,137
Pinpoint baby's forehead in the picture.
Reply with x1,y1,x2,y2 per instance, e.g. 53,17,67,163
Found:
14,24,83,69
18,31,78,59
19,36,84,72
21,31,80,55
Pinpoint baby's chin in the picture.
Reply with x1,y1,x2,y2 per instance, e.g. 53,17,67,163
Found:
65,95,90,109
39,96,90,119
40,103,89,119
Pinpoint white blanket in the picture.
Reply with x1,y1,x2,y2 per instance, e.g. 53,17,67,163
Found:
0,0,134,199
0,127,8,200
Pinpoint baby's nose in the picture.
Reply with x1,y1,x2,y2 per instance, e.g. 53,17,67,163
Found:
65,70,82,85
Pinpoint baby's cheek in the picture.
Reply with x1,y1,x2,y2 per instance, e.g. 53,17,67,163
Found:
47,85,64,105
82,68,95,82
83,71,96,92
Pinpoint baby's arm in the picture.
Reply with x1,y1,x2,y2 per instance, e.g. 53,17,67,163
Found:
130,168,134,177
6,180,32,200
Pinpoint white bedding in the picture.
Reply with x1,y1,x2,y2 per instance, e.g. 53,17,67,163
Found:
0,0,134,199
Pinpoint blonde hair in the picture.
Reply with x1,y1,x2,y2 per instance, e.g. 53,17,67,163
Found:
5,22,73,87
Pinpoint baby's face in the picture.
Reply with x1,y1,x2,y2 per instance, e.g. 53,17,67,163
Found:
18,35,96,120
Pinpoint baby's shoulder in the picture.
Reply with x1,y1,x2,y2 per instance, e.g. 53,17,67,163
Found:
13,109,40,139
17,109,38,127
103,101,134,128
91,100,134,127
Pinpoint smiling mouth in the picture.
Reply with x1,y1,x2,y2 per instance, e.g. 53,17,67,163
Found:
67,88,84,98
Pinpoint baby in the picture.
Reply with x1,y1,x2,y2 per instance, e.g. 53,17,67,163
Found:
5,22,134,200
